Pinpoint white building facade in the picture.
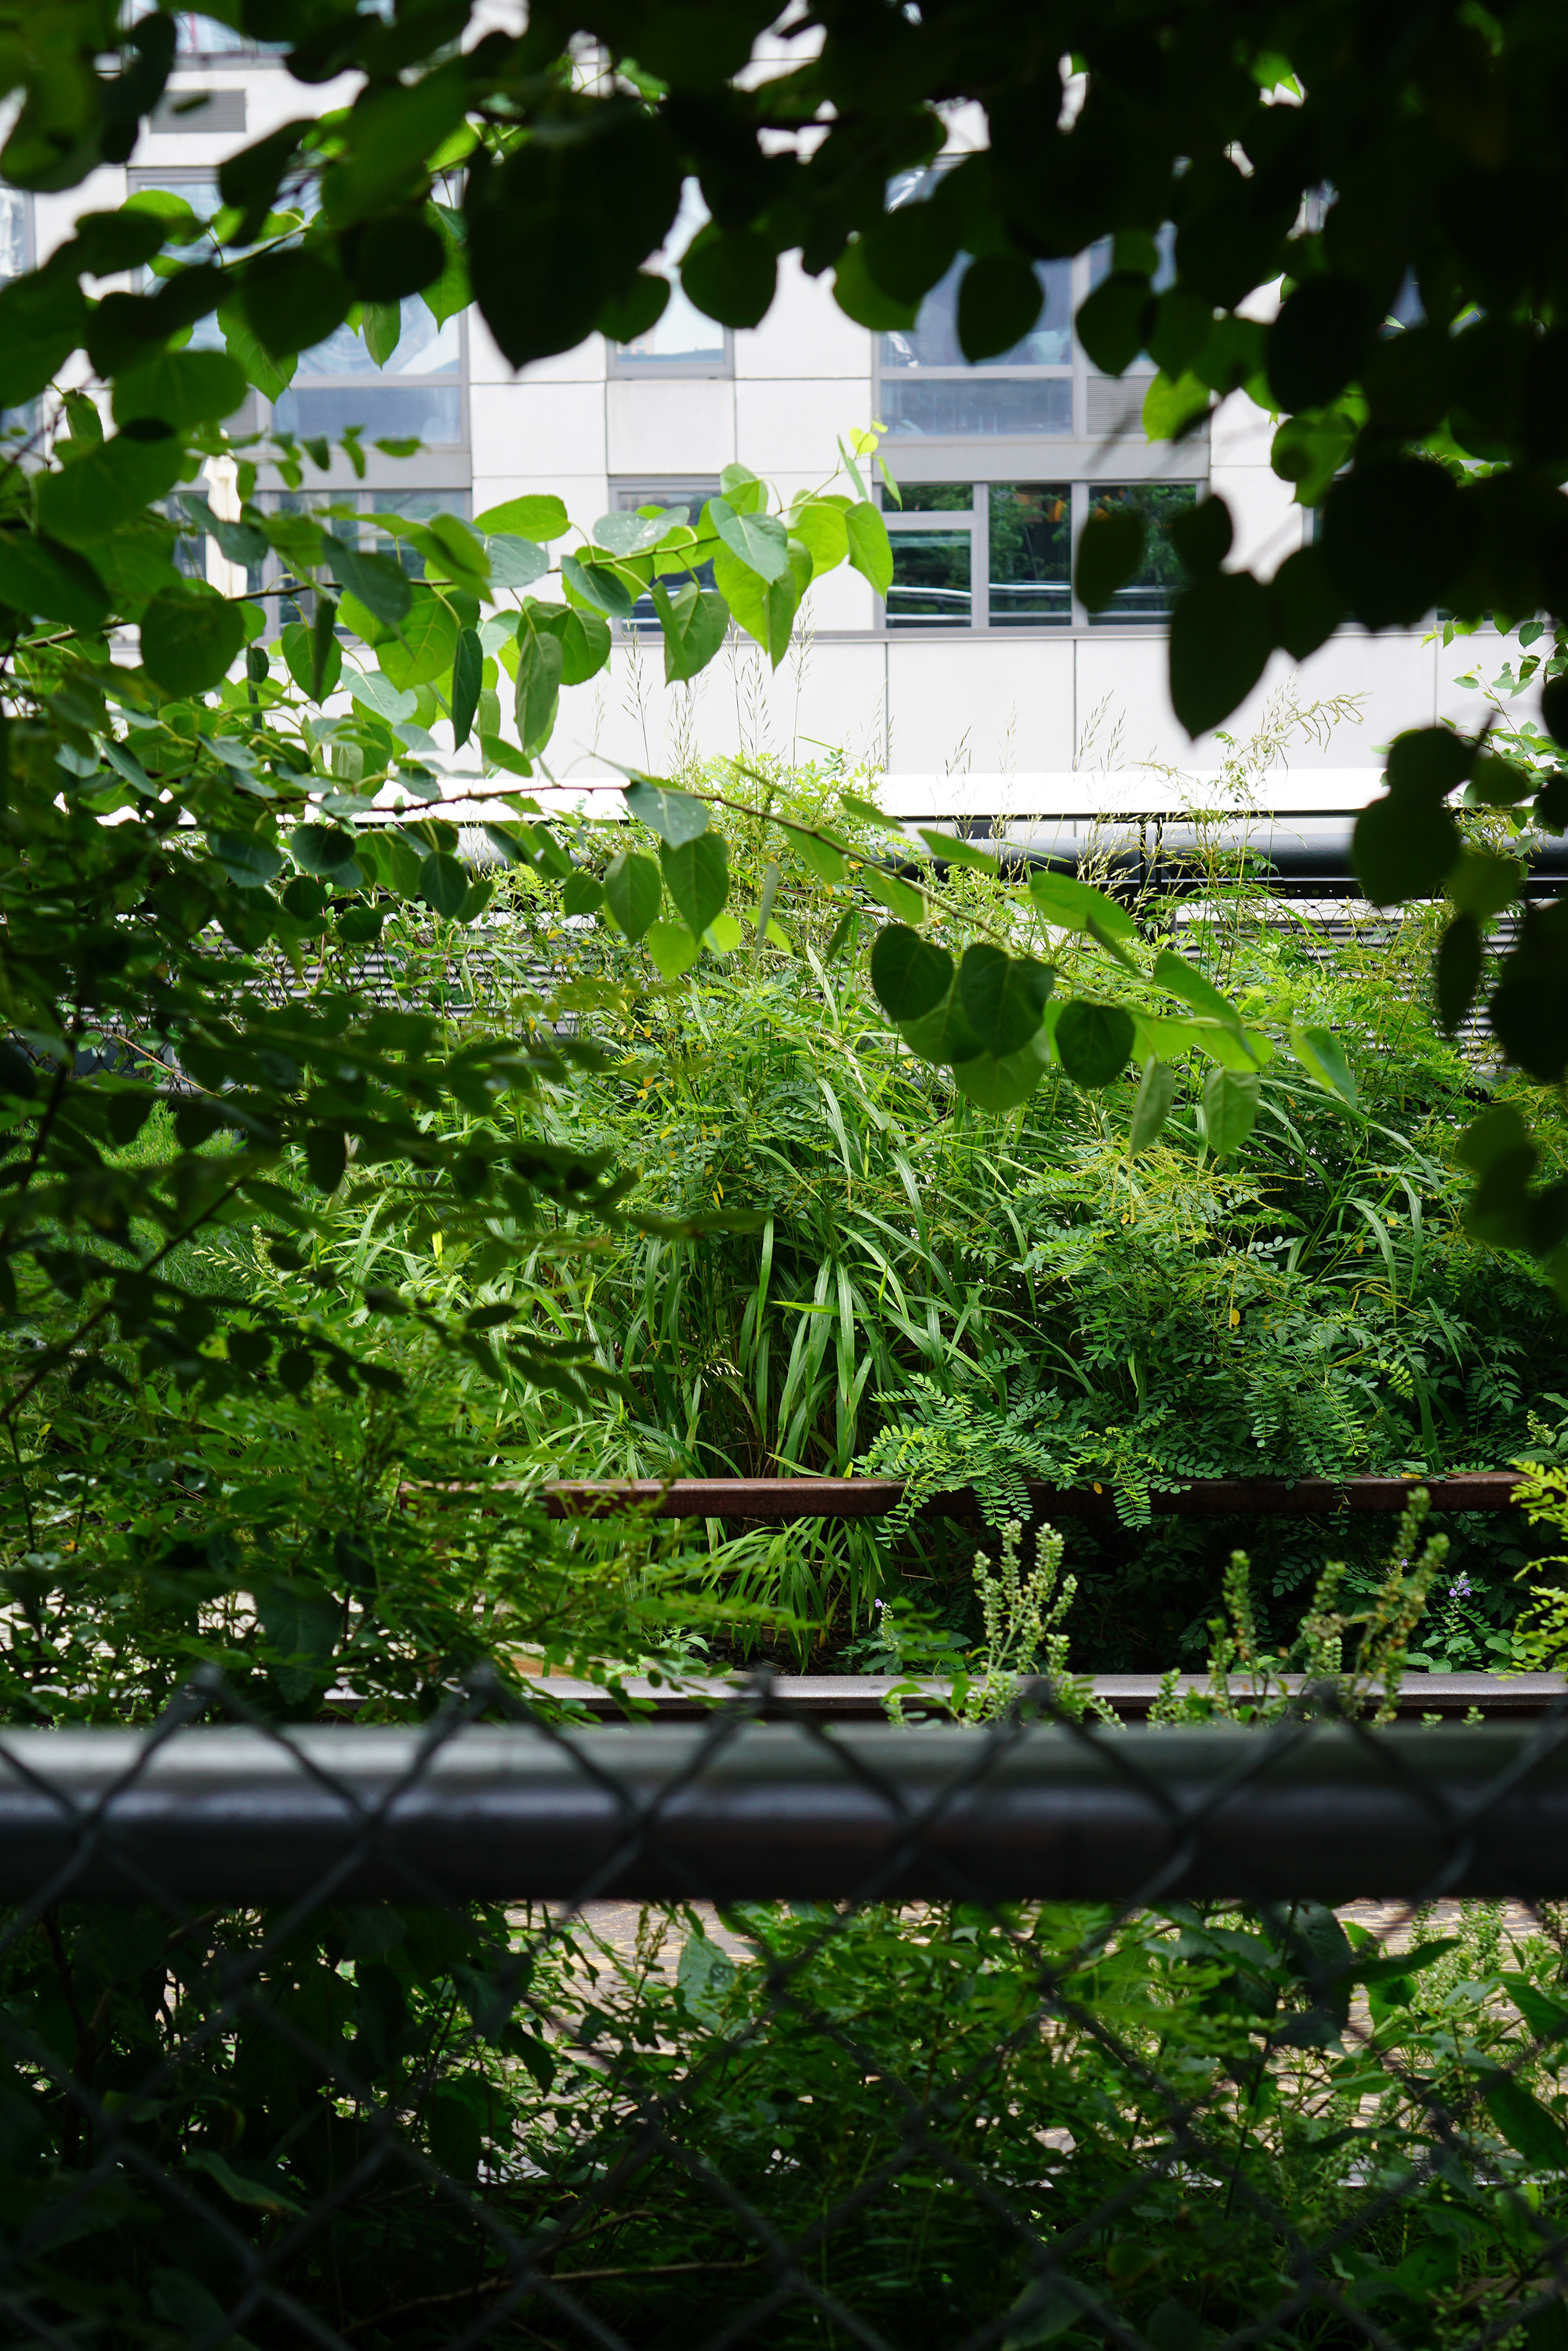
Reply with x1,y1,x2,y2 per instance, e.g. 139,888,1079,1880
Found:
14,25,1510,836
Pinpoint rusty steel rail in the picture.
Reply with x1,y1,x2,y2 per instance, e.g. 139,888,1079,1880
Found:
543,1472,1524,1521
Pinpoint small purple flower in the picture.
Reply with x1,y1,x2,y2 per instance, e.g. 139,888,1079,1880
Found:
1449,1575,1472,1599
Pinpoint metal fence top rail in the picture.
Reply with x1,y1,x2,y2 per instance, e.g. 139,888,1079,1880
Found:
524,1671,1568,1722
9,1713,1568,1903
541,1472,1524,1520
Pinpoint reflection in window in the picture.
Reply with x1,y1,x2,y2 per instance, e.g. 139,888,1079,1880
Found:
1084,483,1196,624
619,181,728,367
989,484,1070,626
128,172,463,443
899,482,972,513
880,376,1073,439
274,307,462,444
882,255,1073,372
887,525,971,626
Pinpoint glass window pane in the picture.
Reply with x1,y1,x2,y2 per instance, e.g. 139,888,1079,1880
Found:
882,256,1073,370
271,382,463,442
886,527,971,627
1084,483,1196,625
988,483,1070,626
1087,224,1175,296
880,377,1071,437
297,305,459,381
619,181,727,365
897,482,972,512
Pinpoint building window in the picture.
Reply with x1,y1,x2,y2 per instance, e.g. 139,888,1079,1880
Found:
608,184,731,378
272,307,464,447
610,478,720,628
880,478,1191,631
128,171,467,456
240,488,471,640
1083,483,1194,626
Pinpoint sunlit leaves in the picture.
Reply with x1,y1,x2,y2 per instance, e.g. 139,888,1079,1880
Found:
652,580,728,682
624,779,708,844
603,851,661,941
659,833,728,936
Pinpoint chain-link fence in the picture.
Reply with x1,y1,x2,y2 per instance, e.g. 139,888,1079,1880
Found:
6,1670,1568,2349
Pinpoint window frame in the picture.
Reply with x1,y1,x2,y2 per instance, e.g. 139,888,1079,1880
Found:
877,470,1207,635
608,476,723,632
125,166,470,483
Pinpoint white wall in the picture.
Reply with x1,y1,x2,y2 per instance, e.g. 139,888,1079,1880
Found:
67,57,1510,810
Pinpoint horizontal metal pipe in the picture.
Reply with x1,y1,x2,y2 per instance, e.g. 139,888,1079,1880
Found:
542,1473,1523,1522
2,1720,1566,1903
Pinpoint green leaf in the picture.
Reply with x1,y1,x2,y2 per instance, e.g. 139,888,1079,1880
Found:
1484,2076,1568,2173
652,579,728,682
603,850,661,941
486,533,548,590
850,871,923,938
420,851,470,919
36,434,184,550
1320,459,1462,631
706,497,789,582
1386,727,1474,798
956,252,1043,362
514,626,563,755
1075,270,1154,376
1436,914,1483,1034
1169,571,1276,738
624,778,709,844
0,532,109,629
899,979,982,1065
140,587,246,697
646,919,701,980
1353,793,1461,906
918,828,1000,873
1202,1065,1261,1158
1129,1056,1178,1152
474,495,569,541
660,833,728,935
1075,506,1146,615
833,238,920,332
240,247,352,358
1143,370,1211,440
291,823,358,876
220,303,296,402
869,924,953,1021
789,499,850,575
844,501,894,597
1151,948,1242,1030
561,551,637,617
1267,275,1377,411
528,600,612,685
281,617,342,703
380,586,459,690
713,541,800,665
451,626,481,751
111,349,247,431
363,299,402,367
304,1125,347,1192
952,1032,1051,1112
332,541,413,626
958,944,1054,1057
1270,544,1344,662
208,831,284,891
1054,1000,1136,1088
561,871,604,916
679,223,776,328
787,828,848,884
595,270,670,341
1289,1023,1359,1106
1029,869,1138,944
1449,850,1526,917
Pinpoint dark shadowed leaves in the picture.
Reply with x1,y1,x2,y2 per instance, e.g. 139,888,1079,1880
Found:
870,924,953,1022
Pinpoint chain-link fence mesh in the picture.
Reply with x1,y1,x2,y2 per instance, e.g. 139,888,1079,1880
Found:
5,1671,1568,2349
